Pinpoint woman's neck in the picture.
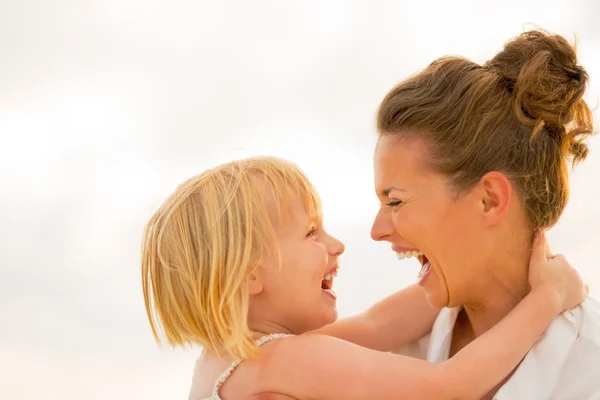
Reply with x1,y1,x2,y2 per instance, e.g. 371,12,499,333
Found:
462,236,532,338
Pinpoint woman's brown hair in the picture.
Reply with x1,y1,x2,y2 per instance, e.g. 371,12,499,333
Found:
377,29,595,231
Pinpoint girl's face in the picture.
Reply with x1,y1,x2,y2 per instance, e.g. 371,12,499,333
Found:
252,194,345,334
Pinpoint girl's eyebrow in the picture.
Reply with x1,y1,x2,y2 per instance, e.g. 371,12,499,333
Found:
308,212,323,226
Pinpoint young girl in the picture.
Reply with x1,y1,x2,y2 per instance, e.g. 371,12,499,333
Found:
141,156,587,400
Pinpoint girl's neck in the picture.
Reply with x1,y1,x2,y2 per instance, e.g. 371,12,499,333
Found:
249,320,295,339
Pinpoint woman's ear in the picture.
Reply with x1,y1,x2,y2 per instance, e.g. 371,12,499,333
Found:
479,171,512,226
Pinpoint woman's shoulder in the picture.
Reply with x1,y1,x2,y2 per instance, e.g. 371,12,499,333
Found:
543,297,600,366
563,297,600,339
542,298,600,398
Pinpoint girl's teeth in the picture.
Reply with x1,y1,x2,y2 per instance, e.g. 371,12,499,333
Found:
323,269,339,281
322,288,337,298
396,250,423,260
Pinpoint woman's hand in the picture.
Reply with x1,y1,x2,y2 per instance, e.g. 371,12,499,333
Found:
528,230,588,313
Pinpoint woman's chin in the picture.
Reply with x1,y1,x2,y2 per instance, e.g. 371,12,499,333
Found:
421,269,450,308
424,288,449,309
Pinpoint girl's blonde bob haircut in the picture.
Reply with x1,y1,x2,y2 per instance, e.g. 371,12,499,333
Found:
141,156,321,360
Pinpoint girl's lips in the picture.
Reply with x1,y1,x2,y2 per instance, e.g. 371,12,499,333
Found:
323,266,338,278
321,288,337,300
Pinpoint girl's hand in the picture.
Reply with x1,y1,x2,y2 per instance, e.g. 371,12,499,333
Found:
528,231,588,313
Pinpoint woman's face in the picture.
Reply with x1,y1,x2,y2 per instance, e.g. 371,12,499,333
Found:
371,135,489,308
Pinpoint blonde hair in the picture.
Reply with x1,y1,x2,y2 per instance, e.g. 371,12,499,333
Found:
141,156,321,360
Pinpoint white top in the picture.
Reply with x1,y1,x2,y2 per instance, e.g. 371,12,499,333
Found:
395,298,600,399
189,333,293,400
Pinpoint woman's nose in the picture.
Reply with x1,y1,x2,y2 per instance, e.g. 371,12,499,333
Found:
371,208,395,241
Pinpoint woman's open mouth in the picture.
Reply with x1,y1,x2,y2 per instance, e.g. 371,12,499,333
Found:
417,254,432,285
395,249,432,284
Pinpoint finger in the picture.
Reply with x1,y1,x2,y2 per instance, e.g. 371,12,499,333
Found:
530,230,548,264
543,232,553,259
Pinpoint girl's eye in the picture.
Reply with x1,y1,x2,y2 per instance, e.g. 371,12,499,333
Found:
307,227,317,238
386,200,402,208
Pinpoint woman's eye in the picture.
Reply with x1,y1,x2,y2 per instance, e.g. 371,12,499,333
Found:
386,200,402,208
307,227,317,238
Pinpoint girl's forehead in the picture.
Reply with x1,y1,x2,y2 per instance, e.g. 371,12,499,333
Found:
266,191,321,232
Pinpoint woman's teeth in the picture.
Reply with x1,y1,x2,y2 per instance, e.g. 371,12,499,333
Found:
418,261,432,280
396,250,423,260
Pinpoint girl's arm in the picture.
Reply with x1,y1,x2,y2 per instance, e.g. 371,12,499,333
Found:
263,285,572,399
312,284,439,351
260,233,587,400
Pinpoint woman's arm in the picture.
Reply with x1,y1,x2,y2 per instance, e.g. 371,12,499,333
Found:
260,233,587,400
312,284,440,351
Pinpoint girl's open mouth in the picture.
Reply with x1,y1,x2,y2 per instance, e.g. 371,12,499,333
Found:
321,268,337,299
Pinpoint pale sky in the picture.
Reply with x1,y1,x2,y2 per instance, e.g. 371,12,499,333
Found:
1,1,599,399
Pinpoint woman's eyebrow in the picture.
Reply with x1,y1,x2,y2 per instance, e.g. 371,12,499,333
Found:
381,186,405,197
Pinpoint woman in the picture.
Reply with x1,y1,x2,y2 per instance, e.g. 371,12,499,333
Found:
371,29,600,399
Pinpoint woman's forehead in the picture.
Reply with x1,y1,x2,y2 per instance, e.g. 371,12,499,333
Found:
374,136,445,199
375,139,424,183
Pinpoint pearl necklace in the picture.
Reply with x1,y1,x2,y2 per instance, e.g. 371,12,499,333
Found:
201,333,293,400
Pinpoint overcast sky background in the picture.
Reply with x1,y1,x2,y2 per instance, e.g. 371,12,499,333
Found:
1,1,599,399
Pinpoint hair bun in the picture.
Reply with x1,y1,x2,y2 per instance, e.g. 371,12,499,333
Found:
484,30,594,164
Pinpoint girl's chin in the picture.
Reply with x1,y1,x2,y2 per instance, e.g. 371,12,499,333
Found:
322,308,338,327
304,315,338,334
325,309,338,324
